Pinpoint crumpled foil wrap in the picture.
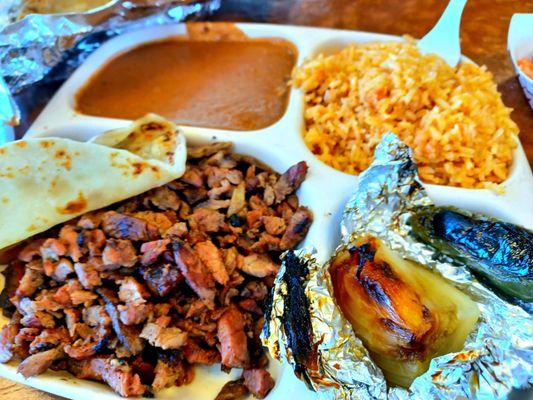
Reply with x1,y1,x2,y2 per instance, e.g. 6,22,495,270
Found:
262,249,387,400
0,0,221,127
262,133,533,399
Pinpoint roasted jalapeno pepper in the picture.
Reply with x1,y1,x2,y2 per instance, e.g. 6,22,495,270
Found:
410,206,533,302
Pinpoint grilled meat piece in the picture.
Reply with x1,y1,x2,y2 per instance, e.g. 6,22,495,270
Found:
18,239,46,262
215,378,249,400
152,355,192,391
240,254,278,278
181,166,205,187
165,222,188,239
59,225,85,262
261,216,286,236
118,303,149,326
47,258,75,282
189,208,225,233
217,307,249,368
64,308,80,337
13,327,40,355
102,301,143,356
141,263,183,298
40,239,67,261
243,368,275,399
74,262,102,289
29,327,70,353
102,239,138,268
133,211,175,235
140,323,187,350
82,305,108,327
238,299,262,315
118,277,150,304
240,281,268,302
227,182,246,216
140,239,170,266
147,186,181,211
77,212,104,229
182,340,221,365
279,207,313,250
195,240,229,285
17,297,56,329
17,347,64,378
69,357,146,397
64,325,109,360
0,319,20,362
173,242,216,304
273,161,308,203
16,266,44,297
102,212,158,241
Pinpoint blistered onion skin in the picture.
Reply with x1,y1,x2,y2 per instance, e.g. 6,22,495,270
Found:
329,237,480,388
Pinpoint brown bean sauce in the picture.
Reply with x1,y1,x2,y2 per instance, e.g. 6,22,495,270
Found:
75,38,297,131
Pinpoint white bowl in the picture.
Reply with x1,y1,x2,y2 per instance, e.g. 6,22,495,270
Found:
508,13,533,109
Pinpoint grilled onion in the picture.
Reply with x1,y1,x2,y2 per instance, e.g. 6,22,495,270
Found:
329,236,479,387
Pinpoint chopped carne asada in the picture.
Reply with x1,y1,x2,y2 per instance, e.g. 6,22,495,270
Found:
0,143,312,398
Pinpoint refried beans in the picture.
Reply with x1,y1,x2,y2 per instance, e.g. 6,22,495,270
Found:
75,39,296,131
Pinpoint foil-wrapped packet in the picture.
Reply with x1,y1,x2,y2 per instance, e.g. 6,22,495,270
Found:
262,249,387,400
262,133,533,399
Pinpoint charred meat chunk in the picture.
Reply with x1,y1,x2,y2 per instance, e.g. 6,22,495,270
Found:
102,239,138,268
69,357,146,397
173,241,216,305
279,207,313,250
102,212,158,241
273,161,308,203
215,378,249,400
243,368,275,399
141,263,182,298
217,306,249,368
17,347,64,378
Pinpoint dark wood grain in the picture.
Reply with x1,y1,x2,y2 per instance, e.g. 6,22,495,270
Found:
3,1,532,399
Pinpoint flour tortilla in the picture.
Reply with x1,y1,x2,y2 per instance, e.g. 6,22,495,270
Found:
0,114,186,251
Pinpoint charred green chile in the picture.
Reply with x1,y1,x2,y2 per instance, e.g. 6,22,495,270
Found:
410,206,533,302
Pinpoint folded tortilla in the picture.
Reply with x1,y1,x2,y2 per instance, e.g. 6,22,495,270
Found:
0,114,186,251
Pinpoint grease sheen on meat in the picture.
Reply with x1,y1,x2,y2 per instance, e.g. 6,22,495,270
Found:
0,143,312,398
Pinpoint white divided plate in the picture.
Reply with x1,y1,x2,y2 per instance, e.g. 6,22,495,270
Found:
4,22,533,400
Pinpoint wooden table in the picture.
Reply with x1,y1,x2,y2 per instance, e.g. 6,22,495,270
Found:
2,1,532,399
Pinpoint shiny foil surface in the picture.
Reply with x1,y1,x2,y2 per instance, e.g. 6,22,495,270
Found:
263,133,532,399
262,249,387,400
0,0,220,126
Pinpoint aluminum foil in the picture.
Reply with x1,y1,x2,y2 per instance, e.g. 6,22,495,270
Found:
262,249,387,400
0,0,221,128
262,133,533,399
